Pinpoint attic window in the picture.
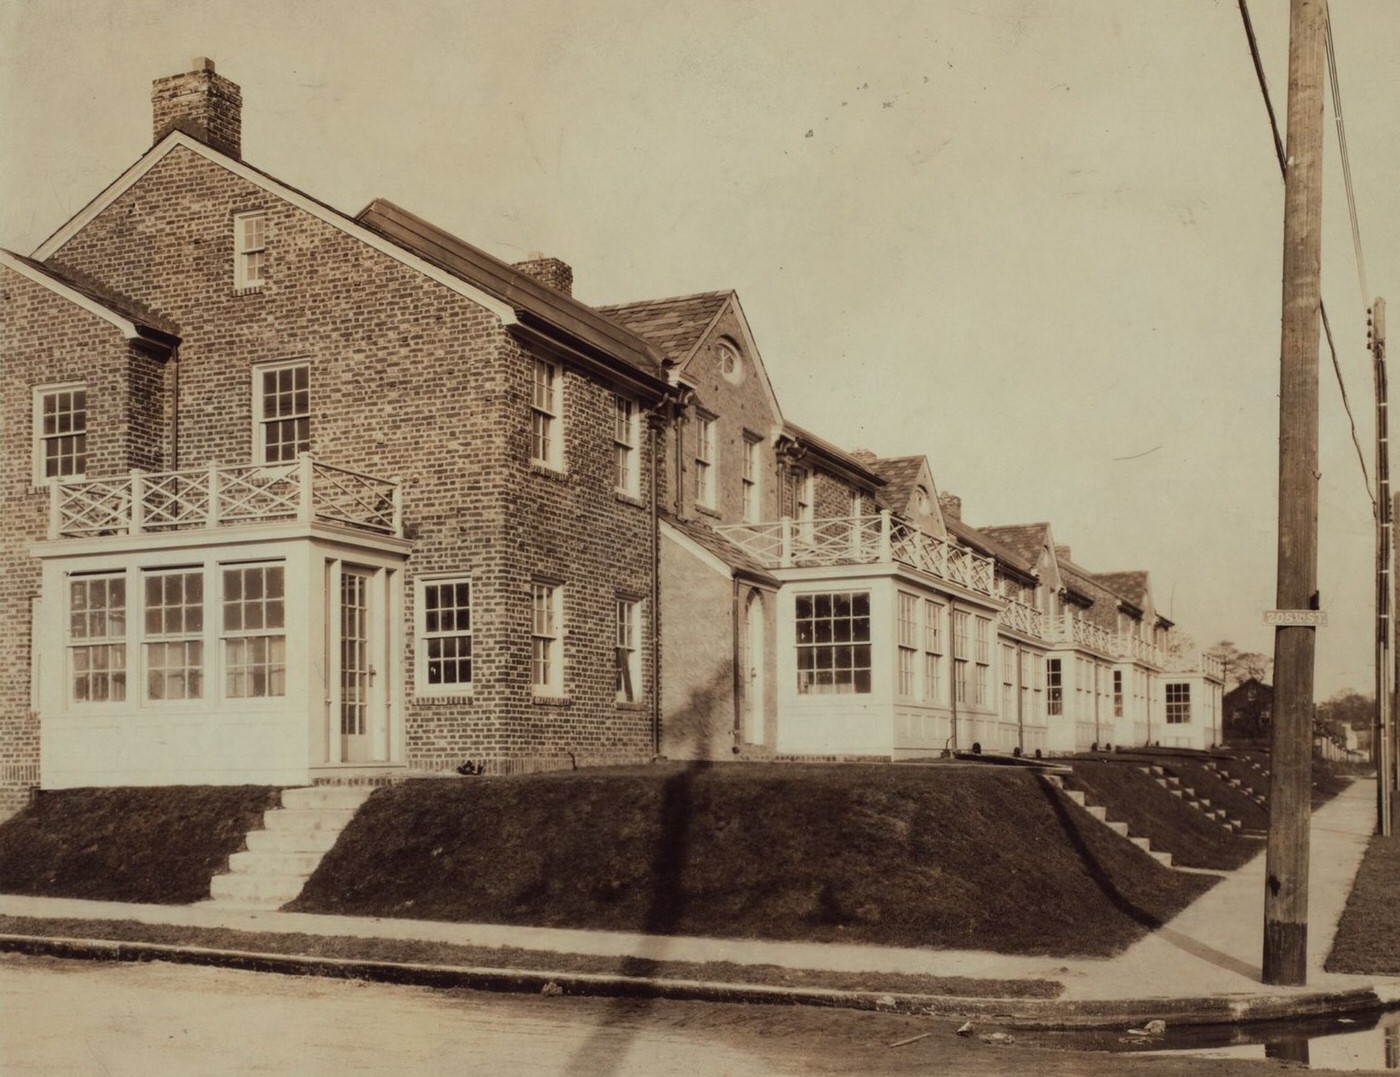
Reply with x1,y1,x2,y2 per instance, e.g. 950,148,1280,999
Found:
234,211,267,291
914,486,932,515
717,340,744,385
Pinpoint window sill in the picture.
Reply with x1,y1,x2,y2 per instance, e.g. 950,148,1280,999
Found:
233,284,265,296
616,700,648,710
614,490,646,508
530,462,569,483
695,503,720,519
417,693,474,704
532,695,572,707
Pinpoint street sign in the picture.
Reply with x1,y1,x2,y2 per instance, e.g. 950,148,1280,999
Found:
1263,609,1328,627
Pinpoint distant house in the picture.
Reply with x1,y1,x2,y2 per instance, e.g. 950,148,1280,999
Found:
1224,678,1273,743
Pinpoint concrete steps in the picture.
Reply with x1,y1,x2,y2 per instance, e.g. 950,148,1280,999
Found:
1041,774,1173,868
207,785,374,909
1144,765,1247,834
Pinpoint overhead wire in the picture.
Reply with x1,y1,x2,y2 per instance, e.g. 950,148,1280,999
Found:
1324,3,1371,309
1235,0,1374,512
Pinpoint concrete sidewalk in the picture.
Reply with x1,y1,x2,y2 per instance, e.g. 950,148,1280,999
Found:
1,778,1395,1011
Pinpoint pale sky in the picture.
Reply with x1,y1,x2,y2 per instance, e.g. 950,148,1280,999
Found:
3,0,1396,698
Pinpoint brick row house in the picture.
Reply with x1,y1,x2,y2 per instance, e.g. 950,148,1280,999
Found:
1,62,1222,813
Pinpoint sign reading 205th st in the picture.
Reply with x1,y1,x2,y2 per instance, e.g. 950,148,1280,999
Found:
1263,609,1329,627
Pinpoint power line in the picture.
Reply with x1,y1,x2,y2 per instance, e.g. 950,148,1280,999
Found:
1324,5,1371,309
1236,0,1374,511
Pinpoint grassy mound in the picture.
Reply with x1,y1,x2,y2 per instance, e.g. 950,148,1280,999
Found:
0,786,279,904
1065,761,1262,871
1159,760,1269,830
1326,834,1400,975
290,763,1216,957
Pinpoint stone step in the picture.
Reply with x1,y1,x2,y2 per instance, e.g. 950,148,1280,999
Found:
263,806,360,832
1106,820,1130,836
1151,849,1174,867
227,849,324,876
244,827,342,854
209,872,307,906
280,786,376,811
1129,836,1153,852
1085,805,1108,821
1063,789,1086,806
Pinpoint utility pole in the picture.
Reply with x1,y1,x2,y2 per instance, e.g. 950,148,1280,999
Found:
1374,298,1392,836
1263,0,1326,988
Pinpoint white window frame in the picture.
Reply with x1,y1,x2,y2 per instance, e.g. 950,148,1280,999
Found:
33,383,87,486
416,575,473,696
531,359,564,470
252,360,310,464
695,413,717,510
795,590,872,696
221,561,287,700
1166,682,1192,724
1001,642,1016,718
1047,657,1063,716
973,615,992,707
896,591,918,699
741,433,762,523
923,599,944,705
1113,669,1125,719
234,210,268,291
142,567,205,702
616,597,641,702
531,581,564,696
613,396,640,496
67,570,128,705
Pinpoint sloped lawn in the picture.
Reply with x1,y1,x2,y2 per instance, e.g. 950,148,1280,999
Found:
290,763,1216,957
0,786,279,904
1159,760,1270,831
1326,833,1400,975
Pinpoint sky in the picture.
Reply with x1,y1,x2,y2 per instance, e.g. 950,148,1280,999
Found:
2,0,1396,699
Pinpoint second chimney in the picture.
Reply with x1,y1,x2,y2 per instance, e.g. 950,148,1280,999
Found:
513,254,573,297
938,492,961,522
152,57,242,158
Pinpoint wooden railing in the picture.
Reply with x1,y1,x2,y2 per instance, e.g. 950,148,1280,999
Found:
49,454,402,539
1000,598,1044,638
1160,649,1227,680
714,512,996,597
1046,612,1117,655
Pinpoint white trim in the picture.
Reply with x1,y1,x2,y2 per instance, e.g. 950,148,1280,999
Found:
660,520,734,580
1,252,148,340
30,133,518,324
415,573,474,698
233,209,267,291
251,358,310,463
32,382,87,487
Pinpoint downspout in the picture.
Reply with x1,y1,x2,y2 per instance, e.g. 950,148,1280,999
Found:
731,577,743,753
169,344,180,469
948,608,959,754
1016,644,1025,755
649,410,663,758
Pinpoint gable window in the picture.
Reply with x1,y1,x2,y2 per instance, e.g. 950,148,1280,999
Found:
531,359,563,469
34,384,87,483
419,577,472,694
614,396,640,496
69,573,126,702
616,598,640,702
923,599,944,704
796,591,871,695
896,592,917,698
741,433,762,523
144,569,204,700
255,362,309,463
1166,682,1191,724
717,340,744,384
531,582,563,695
234,211,267,291
695,414,717,510
223,564,286,698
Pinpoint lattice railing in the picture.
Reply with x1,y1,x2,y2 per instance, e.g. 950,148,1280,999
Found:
50,455,402,540
1000,599,1044,638
1047,612,1116,654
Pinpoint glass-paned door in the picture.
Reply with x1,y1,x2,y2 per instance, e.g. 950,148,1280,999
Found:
339,568,373,762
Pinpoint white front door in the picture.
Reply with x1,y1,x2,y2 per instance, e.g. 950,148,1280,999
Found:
331,563,390,764
746,593,765,744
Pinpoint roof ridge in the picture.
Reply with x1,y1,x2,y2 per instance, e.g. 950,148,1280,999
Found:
596,289,733,311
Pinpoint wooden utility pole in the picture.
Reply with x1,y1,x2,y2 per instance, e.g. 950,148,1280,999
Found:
1375,298,1392,836
1263,0,1326,988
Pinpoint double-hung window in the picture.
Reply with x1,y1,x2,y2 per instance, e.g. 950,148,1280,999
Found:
420,577,472,693
1113,669,1125,718
614,397,640,496
896,592,917,698
923,599,944,704
255,362,309,463
952,610,970,705
694,414,716,510
616,599,640,702
741,434,762,523
795,591,871,695
1166,682,1191,724
1047,657,1063,716
973,615,992,706
34,384,87,483
222,564,286,698
69,574,126,702
531,582,563,695
1001,643,1016,718
144,569,204,700
234,211,267,290
531,359,562,469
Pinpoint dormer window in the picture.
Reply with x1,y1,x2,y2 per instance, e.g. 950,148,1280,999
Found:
234,211,267,291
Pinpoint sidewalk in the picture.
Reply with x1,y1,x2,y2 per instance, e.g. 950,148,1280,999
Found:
3,778,1397,1023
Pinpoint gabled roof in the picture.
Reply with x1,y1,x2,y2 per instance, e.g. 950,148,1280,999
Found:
2,249,180,346
662,514,778,585
945,517,1037,579
1094,571,1151,614
597,291,731,364
867,456,926,513
980,523,1051,566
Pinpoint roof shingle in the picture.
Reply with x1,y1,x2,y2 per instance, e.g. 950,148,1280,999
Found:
596,291,732,364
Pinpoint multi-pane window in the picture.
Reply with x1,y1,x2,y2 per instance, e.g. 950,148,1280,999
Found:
531,359,562,468
613,396,640,495
35,385,87,482
795,591,871,695
792,468,813,526
923,599,944,704
421,578,472,691
952,610,970,705
234,211,267,290
1166,682,1192,724
69,574,126,702
616,599,640,702
1047,657,1063,716
531,582,563,694
1113,669,1125,718
256,363,309,463
223,564,286,698
695,415,717,509
896,592,918,698
144,570,203,700
742,434,762,523
1001,643,1016,718
1019,651,1033,722
973,616,992,706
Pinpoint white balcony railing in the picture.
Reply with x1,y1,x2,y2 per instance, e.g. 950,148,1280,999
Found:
1000,598,1044,638
714,512,996,597
1047,611,1116,655
49,454,402,540
1160,648,1226,680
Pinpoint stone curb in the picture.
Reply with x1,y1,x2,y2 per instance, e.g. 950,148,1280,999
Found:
1,932,1392,1030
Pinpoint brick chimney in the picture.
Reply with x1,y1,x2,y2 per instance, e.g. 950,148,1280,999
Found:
937,492,961,521
152,57,241,158
1055,544,1072,563
512,253,573,296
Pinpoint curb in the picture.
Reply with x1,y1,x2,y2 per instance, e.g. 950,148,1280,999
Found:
1,932,1392,1030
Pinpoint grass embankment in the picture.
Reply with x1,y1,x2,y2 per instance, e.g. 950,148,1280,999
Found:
1326,834,1400,975
0,915,1060,998
1157,760,1270,831
290,763,1216,957
1064,761,1261,871
1213,750,1355,809
0,787,279,904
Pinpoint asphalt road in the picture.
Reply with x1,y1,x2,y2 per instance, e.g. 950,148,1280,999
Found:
0,953,1370,1076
